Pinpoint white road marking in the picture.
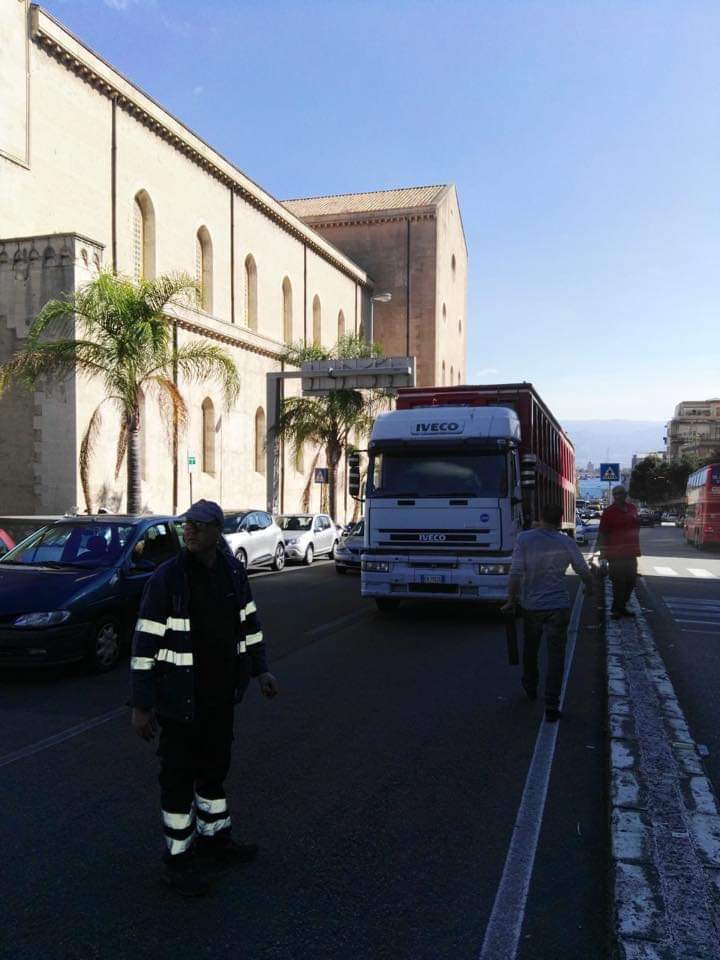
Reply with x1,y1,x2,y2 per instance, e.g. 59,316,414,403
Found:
0,707,126,770
479,584,585,960
675,619,720,626
654,566,679,577
688,568,716,579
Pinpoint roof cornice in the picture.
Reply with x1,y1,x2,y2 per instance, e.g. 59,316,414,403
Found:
29,5,369,288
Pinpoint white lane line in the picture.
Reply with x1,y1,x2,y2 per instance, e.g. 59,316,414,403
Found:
0,706,126,770
665,597,720,608
688,568,716,579
675,619,720,626
654,566,679,577
304,608,373,639
478,585,585,960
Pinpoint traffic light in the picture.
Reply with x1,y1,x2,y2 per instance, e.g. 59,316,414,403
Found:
348,450,362,499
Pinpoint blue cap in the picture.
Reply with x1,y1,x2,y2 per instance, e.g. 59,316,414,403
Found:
182,499,224,526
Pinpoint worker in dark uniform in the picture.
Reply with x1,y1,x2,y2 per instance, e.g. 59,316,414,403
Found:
130,499,279,896
597,485,641,619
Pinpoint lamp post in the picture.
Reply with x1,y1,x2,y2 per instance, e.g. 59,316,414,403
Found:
368,292,392,347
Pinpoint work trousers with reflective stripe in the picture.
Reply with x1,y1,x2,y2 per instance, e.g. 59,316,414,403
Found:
157,702,234,861
521,607,570,709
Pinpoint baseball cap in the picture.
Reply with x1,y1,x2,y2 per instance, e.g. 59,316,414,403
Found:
182,499,224,526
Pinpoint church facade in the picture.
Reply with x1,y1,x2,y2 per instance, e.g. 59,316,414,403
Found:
0,2,467,520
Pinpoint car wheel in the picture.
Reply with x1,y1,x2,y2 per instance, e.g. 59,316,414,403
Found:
87,617,122,673
335,565,347,575
304,544,314,566
376,598,401,613
235,548,247,568
272,542,286,571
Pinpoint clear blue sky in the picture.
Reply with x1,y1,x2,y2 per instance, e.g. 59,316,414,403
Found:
46,0,720,420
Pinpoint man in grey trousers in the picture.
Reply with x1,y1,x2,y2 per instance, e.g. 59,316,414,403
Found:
502,503,593,722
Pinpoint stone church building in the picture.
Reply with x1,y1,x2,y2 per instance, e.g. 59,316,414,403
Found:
0,1,467,520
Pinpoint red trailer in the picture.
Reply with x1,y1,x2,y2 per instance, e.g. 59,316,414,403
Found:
395,382,576,534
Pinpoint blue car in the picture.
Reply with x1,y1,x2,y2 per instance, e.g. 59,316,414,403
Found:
0,515,182,671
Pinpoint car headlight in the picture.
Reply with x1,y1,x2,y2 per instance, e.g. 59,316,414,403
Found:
14,611,71,628
362,559,390,573
478,564,510,576
285,538,298,546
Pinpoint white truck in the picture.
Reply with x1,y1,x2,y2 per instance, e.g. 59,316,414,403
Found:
351,383,575,611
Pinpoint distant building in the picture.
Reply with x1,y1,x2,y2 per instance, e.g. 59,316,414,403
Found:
586,460,595,472
631,451,666,469
665,400,720,461
283,186,467,389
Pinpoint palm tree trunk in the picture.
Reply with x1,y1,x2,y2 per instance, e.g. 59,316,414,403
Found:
126,412,142,514
327,440,342,521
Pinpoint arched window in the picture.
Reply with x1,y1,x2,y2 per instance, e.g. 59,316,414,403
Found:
132,191,155,282
202,398,216,476
450,365,454,385
442,303,447,324
312,295,322,345
451,253,456,278
458,317,462,335
458,369,462,385
255,407,266,475
441,361,446,386
244,254,258,331
337,309,345,342
282,276,292,343
195,227,213,312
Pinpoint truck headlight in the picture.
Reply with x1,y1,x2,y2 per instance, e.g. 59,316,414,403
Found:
362,559,390,573
14,611,71,628
479,564,510,576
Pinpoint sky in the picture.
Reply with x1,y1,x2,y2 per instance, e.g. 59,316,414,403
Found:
44,0,720,421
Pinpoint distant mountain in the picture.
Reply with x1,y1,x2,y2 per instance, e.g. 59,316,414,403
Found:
560,420,665,468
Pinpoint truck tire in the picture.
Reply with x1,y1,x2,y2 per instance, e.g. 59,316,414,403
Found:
376,598,401,613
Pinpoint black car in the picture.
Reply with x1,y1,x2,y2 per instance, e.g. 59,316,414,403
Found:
638,509,655,527
0,515,182,671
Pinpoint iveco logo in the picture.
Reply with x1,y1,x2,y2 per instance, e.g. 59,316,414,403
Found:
411,421,465,435
419,533,447,542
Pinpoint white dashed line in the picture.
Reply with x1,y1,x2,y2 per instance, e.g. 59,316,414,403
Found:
654,566,679,577
688,568,716,579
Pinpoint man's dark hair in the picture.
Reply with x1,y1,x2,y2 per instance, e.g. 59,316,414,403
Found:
541,503,563,527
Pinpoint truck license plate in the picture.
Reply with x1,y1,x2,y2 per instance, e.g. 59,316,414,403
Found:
421,574,445,584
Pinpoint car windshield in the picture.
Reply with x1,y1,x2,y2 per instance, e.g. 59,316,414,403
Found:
368,451,508,499
347,520,364,537
1,522,134,568
277,516,313,531
222,514,248,533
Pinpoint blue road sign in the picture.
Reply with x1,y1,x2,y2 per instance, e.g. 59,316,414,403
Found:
599,462,621,483
314,468,329,483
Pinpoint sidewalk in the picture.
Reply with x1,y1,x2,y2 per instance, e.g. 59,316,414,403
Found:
607,586,720,959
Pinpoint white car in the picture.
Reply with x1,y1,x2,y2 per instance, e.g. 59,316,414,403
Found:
334,519,364,574
276,513,337,565
222,510,285,570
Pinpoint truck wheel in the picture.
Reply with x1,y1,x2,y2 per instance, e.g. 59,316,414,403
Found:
376,598,401,613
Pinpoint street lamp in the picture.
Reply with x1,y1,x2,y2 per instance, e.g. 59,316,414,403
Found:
368,292,392,346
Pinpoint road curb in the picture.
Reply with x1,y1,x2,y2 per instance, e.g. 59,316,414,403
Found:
606,585,720,959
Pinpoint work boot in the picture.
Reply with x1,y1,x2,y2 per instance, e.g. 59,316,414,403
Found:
162,859,211,897
196,836,259,867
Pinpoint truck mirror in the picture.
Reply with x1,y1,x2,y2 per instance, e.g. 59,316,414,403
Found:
348,451,362,499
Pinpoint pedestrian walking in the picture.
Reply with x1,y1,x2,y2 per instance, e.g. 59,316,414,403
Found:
502,503,593,722
130,499,279,897
597,485,640,620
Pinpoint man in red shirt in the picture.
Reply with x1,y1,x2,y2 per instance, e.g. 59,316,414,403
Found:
598,485,641,619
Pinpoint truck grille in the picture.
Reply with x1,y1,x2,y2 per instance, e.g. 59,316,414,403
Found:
377,528,492,549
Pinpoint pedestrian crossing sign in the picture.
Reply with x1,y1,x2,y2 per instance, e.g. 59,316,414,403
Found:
599,462,620,482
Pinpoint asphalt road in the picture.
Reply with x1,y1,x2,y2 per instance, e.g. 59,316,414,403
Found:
2,556,609,960
636,524,720,793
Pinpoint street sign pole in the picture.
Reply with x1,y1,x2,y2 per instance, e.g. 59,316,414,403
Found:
188,453,197,507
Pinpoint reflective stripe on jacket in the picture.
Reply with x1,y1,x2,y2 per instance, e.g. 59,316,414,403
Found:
130,549,268,721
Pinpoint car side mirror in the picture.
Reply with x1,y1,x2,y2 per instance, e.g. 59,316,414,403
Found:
247,523,260,533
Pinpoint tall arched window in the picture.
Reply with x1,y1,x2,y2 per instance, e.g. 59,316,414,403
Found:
458,369,462,385
312,295,321,346
202,398,216,476
195,227,213,312
244,255,258,330
132,191,155,283
442,303,447,324
282,276,293,342
450,365,454,386
337,310,345,342
441,361,446,386
255,407,266,475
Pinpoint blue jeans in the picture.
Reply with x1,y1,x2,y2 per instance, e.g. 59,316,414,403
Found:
522,608,570,708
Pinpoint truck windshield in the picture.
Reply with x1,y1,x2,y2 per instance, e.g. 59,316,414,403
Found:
368,451,508,499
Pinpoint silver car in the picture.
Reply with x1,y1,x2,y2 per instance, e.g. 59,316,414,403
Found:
276,513,337,565
334,519,364,574
222,510,285,570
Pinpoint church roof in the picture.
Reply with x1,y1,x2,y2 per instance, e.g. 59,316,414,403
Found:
282,185,449,218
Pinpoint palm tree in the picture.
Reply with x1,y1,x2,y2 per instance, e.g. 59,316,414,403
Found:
278,334,390,520
0,271,240,514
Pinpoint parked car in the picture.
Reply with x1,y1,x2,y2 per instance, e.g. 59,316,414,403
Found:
275,513,338,565
0,528,14,558
575,514,593,545
0,515,181,671
222,510,285,570
638,509,655,527
334,519,364,574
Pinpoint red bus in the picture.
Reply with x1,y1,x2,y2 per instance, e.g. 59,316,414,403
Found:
684,463,720,547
